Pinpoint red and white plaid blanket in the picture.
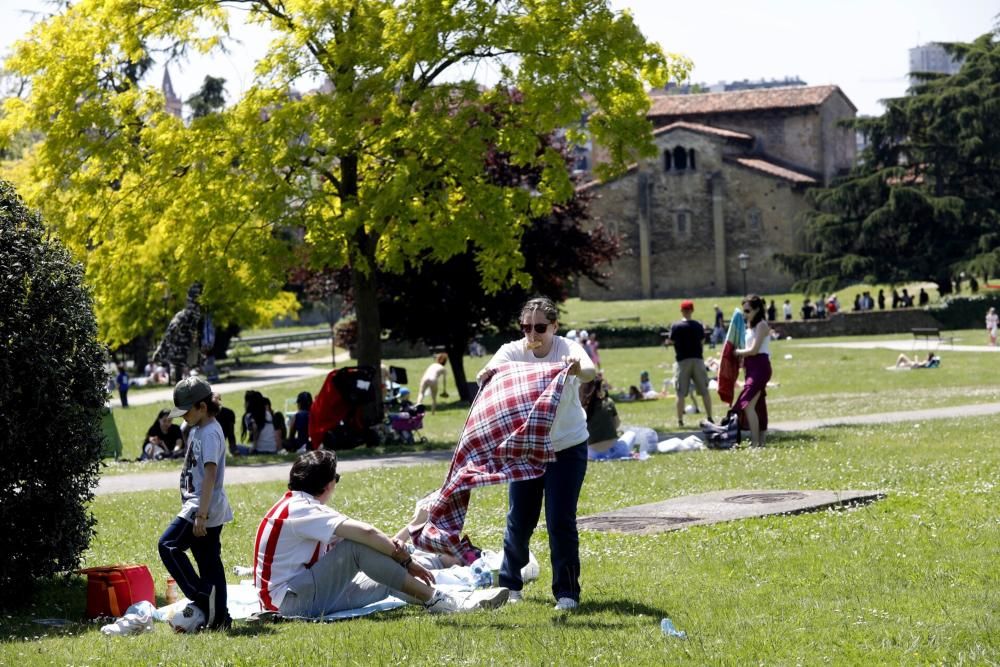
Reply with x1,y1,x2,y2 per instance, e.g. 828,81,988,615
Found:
410,361,570,556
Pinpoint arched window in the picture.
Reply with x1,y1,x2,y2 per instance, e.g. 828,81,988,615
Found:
673,146,687,170
663,149,672,171
688,148,696,170
747,208,762,234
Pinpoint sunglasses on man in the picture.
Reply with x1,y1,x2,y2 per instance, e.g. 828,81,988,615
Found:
521,323,550,334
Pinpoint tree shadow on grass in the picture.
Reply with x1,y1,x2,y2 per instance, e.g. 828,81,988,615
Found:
560,598,674,622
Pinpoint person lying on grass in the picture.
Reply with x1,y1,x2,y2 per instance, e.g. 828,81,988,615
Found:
253,450,508,617
889,352,940,370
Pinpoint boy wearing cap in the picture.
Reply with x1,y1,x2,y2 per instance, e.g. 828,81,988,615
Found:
665,300,714,428
158,377,234,633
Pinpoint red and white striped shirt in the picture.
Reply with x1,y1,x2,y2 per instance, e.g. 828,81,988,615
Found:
253,490,347,611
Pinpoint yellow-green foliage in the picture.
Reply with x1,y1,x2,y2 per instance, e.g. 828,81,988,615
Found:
0,0,689,348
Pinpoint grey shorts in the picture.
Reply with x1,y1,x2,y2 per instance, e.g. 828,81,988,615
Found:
676,358,708,398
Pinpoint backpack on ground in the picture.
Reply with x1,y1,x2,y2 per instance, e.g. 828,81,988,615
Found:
701,410,741,450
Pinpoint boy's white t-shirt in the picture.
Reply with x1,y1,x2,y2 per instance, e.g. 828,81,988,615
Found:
485,336,594,451
178,419,234,527
254,491,348,610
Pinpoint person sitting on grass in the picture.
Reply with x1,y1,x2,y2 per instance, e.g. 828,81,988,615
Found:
286,391,313,453
139,409,184,461
582,378,633,461
253,450,509,618
638,371,660,399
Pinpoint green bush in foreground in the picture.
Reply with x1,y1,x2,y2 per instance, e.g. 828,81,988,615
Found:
0,180,107,608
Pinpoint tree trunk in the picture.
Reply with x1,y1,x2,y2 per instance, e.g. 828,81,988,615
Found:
342,152,382,422
212,324,240,360
330,321,338,368
446,340,472,403
132,334,150,373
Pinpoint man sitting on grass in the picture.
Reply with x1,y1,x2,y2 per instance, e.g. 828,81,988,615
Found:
253,450,508,617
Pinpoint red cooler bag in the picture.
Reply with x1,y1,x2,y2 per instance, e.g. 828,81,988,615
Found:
79,565,155,618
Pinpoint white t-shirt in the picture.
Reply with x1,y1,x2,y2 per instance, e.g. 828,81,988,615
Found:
253,490,348,610
485,336,594,451
254,412,277,453
178,419,234,527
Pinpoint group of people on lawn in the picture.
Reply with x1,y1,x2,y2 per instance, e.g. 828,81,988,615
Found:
156,294,773,631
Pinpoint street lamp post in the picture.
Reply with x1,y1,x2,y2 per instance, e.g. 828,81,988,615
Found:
738,252,750,296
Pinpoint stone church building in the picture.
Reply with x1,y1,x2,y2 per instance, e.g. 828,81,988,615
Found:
578,85,857,298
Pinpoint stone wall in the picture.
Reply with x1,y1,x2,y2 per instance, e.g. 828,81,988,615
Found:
770,308,944,339
819,94,858,183
581,129,809,299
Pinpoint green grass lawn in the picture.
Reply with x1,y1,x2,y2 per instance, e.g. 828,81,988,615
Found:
6,413,998,664
558,281,945,328
106,330,995,465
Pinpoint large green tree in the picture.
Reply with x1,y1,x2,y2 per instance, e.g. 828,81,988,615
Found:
777,30,1000,294
0,0,687,372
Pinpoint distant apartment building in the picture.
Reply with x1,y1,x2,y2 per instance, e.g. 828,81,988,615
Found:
908,43,963,85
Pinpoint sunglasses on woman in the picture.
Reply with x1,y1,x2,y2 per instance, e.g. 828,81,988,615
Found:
521,323,549,334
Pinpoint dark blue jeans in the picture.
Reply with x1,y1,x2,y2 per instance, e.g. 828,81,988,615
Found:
158,516,229,625
500,442,588,602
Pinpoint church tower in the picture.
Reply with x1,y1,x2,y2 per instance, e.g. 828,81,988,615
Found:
163,67,183,118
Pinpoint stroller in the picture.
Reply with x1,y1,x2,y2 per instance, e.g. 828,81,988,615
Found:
386,386,427,445
309,366,381,450
387,405,427,445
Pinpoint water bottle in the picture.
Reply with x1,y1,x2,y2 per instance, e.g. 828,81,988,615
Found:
660,617,687,639
469,558,492,588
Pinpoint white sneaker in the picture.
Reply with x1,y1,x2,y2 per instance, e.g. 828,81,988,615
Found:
99,601,154,636
554,597,578,611
508,590,523,604
425,587,509,613
169,603,206,633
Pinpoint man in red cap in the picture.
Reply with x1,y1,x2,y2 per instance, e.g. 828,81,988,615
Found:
664,300,713,428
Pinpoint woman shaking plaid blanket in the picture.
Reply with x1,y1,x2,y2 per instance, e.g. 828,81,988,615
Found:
410,361,571,556
411,296,595,611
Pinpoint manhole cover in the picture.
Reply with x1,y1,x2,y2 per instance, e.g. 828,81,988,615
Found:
724,492,807,504
578,515,697,533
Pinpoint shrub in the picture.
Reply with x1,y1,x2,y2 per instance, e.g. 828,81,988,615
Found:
0,180,107,608
929,294,1000,330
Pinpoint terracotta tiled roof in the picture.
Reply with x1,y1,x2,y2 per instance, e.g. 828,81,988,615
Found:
575,163,639,193
726,157,818,184
653,121,753,142
648,85,853,118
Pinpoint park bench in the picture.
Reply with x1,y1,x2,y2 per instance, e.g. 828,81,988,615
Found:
231,329,332,354
911,327,953,350
582,316,641,327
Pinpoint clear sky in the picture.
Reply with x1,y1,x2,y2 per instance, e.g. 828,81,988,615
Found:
1,0,997,116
